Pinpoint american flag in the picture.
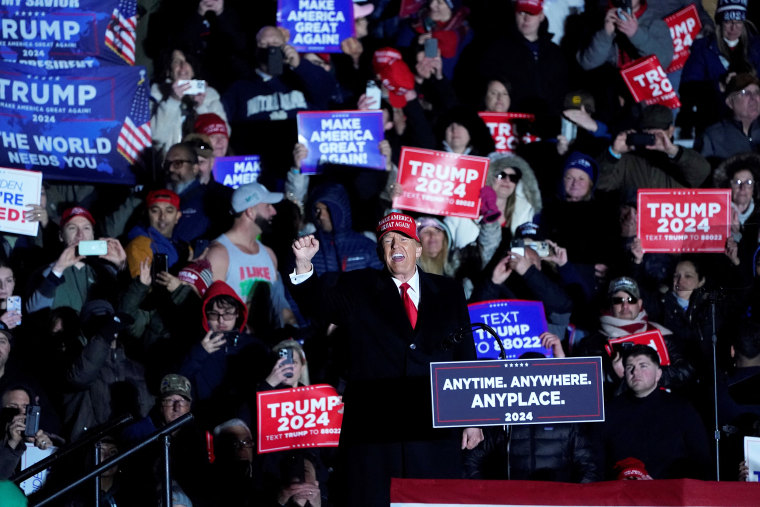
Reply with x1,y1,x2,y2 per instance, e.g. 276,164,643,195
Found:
118,74,151,165
105,0,137,65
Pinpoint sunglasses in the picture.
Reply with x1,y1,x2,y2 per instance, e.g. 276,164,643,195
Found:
611,296,639,305
496,172,520,183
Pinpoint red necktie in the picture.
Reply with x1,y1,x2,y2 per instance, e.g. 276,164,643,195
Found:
400,282,417,329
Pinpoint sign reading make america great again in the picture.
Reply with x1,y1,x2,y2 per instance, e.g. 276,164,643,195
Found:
430,357,604,428
0,0,138,68
0,62,150,184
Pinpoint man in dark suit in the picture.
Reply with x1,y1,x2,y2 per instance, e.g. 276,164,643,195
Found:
289,212,483,507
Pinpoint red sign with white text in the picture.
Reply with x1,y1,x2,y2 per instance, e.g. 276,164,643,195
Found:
620,55,681,109
665,5,701,73
394,147,489,219
257,384,343,454
607,330,671,366
478,112,539,154
637,189,731,253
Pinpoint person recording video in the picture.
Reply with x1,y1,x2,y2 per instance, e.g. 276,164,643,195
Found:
0,385,54,479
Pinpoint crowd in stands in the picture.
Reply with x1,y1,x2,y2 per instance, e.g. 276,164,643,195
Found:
2,0,760,504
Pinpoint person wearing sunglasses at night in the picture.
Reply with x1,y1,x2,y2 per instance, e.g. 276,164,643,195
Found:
573,276,694,399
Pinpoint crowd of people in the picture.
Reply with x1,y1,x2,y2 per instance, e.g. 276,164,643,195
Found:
1,0,760,505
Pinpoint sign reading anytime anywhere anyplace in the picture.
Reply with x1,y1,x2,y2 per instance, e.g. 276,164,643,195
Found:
468,300,551,360
430,357,604,428
394,147,489,219
637,189,731,253
277,0,355,52
665,5,701,73
745,436,760,482
257,384,343,454
606,330,671,366
213,155,261,188
297,110,385,174
620,55,681,109
0,167,41,237
478,112,539,154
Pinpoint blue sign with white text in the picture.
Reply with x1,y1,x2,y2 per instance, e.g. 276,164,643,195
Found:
297,110,385,174
430,357,605,428
468,299,551,359
0,62,150,184
213,155,261,189
277,0,355,52
0,0,138,67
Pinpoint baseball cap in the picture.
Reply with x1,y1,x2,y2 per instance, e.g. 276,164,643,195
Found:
231,182,283,213
563,152,598,184
716,0,747,23
0,322,13,343
146,189,180,209
377,212,420,242
178,259,214,297
160,373,192,401
353,0,374,19
725,73,760,97
638,105,673,130
515,0,543,15
194,113,229,139
61,206,95,227
372,48,415,108
608,276,640,299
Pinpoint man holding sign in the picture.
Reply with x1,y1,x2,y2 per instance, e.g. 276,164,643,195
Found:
289,212,481,507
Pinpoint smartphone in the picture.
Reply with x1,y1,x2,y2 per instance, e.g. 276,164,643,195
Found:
279,348,294,378
177,79,206,95
153,253,169,276
78,240,108,256
267,47,284,77
560,117,578,144
365,80,381,110
616,8,628,20
626,132,656,148
524,240,551,258
424,37,438,58
6,295,21,325
24,405,40,437
510,246,525,257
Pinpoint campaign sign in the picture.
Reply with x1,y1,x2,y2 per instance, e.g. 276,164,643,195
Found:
394,147,489,219
607,330,671,366
0,62,149,184
0,167,42,237
468,300,551,360
277,0,354,52
745,436,760,482
665,5,701,73
257,384,343,454
213,155,261,188
297,110,385,174
620,55,681,109
0,0,138,67
20,443,55,495
478,112,538,154
430,357,604,428
637,189,731,253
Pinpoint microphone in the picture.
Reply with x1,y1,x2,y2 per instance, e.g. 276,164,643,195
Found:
443,322,507,359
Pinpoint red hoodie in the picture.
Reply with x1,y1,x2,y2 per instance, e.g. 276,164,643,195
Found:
201,281,248,333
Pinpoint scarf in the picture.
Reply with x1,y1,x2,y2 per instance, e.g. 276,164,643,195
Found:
599,309,672,337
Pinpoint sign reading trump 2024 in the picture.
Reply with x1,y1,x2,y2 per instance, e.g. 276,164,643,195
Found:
297,111,384,174
638,189,731,253
277,0,354,52
430,357,604,428
0,62,150,185
468,300,551,359
213,155,261,188
0,167,42,237
257,384,343,454
394,147,489,219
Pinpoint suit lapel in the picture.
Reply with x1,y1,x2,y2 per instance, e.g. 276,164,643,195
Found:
375,271,414,340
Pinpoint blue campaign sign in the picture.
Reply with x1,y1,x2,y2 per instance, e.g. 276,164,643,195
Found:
213,155,261,188
297,110,385,174
277,0,355,52
468,300,551,359
0,62,150,184
430,357,605,428
0,0,138,67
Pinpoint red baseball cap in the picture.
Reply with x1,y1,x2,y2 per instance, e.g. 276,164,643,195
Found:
146,189,180,209
372,48,415,108
515,0,543,15
194,113,229,139
60,206,95,227
376,212,420,242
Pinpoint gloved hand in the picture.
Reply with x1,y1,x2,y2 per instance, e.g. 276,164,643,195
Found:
479,186,501,223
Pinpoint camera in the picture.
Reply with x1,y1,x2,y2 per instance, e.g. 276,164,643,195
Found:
78,240,108,256
626,132,656,148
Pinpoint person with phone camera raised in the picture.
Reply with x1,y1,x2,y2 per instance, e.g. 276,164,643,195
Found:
0,386,56,479
597,104,710,195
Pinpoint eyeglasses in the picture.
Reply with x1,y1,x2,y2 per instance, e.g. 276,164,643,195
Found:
611,296,639,305
163,159,193,170
206,310,237,322
734,88,760,99
232,438,254,450
496,172,520,183
161,398,190,408
730,178,754,188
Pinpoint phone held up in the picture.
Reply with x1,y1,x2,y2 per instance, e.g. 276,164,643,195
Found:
279,348,294,378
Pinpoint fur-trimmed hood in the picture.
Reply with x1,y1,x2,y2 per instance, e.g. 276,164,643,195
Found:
487,153,543,215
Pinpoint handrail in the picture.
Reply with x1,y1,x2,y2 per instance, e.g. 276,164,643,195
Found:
32,413,194,506
12,413,134,484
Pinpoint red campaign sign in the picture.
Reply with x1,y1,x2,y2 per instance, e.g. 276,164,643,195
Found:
620,55,681,109
393,147,489,219
478,112,539,154
607,330,671,366
399,0,426,17
637,189,731,253
665,5,702,73
257,384,343,454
